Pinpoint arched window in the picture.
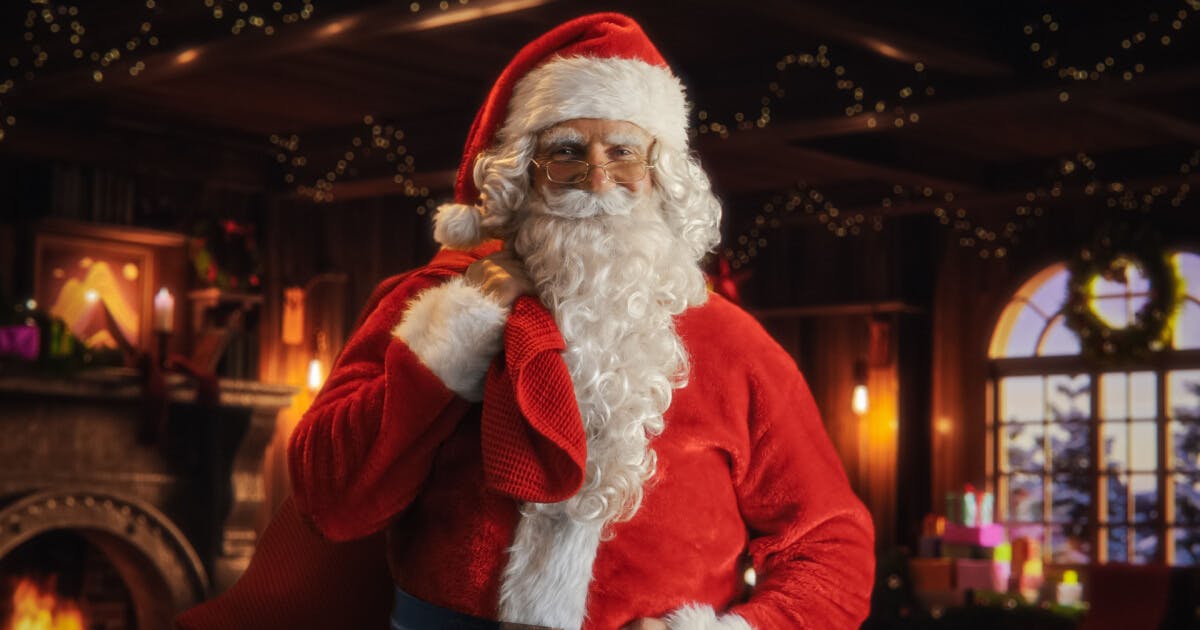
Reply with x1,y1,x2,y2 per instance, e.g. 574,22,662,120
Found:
989,250,1200,566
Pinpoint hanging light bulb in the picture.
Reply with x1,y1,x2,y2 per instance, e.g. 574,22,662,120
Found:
852,360,869,415
307,358,324,392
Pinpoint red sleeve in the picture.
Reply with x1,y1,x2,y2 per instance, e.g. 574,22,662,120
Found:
727,352,875,629
288,271,471,541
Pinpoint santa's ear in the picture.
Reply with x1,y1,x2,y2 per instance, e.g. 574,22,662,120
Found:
433,202,486,249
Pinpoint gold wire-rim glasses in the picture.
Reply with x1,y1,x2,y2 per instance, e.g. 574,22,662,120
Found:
531,158,656,185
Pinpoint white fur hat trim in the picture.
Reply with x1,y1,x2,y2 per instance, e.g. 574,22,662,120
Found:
498,55,690,151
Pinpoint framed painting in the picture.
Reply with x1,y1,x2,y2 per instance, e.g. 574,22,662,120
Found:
33,232,156,353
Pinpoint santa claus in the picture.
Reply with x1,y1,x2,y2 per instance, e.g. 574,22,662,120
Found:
178,12,873,630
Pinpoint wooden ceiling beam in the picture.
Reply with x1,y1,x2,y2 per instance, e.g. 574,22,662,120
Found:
1083,100,1200,147
772,170,1200,227
721,64,1200,145
742,0,1012,77
17,0,557,99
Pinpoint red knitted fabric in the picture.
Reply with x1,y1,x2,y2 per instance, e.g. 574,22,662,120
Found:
453,13,668,204
481,295,586,503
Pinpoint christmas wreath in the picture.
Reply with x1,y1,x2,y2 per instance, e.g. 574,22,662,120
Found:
1063,231,1182,363
190,218,263,291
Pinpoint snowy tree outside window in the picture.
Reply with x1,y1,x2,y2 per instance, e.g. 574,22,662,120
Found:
989,251,1200,565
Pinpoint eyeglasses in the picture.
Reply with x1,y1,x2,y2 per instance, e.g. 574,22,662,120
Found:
531,158,655,185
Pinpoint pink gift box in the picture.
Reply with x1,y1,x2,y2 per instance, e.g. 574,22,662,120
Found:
955,558,1009,592
944,523,1005,547
0,325,39,361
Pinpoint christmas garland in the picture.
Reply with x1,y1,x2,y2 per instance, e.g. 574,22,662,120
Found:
1064,235,1182,362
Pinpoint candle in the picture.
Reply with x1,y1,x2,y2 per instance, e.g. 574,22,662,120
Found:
154,288,175,333
1056,569,1083,607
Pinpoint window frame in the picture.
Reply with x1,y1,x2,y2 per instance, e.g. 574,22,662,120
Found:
988,249,1200,567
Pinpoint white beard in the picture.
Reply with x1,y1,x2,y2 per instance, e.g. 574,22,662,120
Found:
497,185,709,629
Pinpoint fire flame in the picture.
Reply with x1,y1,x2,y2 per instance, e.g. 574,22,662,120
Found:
5,578,85,630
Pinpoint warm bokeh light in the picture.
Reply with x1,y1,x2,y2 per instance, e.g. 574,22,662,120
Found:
307,358,324,392
122,263,139,281
852,384,870,415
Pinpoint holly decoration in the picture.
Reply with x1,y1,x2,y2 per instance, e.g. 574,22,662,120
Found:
1063,226,1182,363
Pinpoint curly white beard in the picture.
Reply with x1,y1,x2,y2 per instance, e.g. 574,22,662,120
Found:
513,185,709,525
497,185,710,628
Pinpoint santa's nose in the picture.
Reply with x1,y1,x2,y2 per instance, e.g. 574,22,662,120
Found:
581,146,614,193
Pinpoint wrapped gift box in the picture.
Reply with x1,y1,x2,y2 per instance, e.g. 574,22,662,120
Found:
955,558,1010,593
0,324,39,360
910,558,955,592
944,522,1005,547
918,534,942,558
942,541,1012,560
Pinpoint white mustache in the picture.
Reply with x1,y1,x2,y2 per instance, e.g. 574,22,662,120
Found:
532,186,638,218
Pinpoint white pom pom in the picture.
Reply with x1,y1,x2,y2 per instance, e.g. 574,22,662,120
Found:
433,202,485,249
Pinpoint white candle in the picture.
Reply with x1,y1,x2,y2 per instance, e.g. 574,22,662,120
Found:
153,287,175,333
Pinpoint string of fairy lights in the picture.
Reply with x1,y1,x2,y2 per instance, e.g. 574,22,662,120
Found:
708,46,937,268
1023,0,1199,95
200,0,317,36
696,45,935,140
264,0,474,206
3,2,1195,269
0,1,320,142
718,3,1199,269
270,115,439,210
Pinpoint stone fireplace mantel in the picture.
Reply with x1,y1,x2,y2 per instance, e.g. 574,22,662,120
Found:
0,367,294,627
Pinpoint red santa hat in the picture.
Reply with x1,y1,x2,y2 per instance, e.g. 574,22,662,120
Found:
433,12,690,249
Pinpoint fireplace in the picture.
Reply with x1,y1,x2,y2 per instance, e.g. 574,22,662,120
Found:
0,368,293,629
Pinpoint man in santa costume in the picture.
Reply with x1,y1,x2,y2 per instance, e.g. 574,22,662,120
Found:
178,12,873,630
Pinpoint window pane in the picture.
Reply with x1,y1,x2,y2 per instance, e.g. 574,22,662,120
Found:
1108,526,1128,562
1093,296,1131,329
1129,372,1157,419
1001,302,1047,358
1048,422,1091,471
1132,473,1159,524
1048,374,1091,420
1172,252,1199,351
1103,473,1126,523
1039,317,1082,356
1131,422,1158,472
1005,423,1045,472
1104,422,1128,472
1176,252,1200,291
1051,473,1090,523
1177,474,1200,525
1001,376,1046,422
1169,370,1200,421
1134,526,1159,563
1028,268,1069,315
1101,372,1129,421
1009,474,1043,522
1173,300,1200,351
1174,423,1200,472
1050,524,1091,563
1176,529,1200,566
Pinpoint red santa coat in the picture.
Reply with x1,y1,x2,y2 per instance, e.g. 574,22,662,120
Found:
179,244,874,630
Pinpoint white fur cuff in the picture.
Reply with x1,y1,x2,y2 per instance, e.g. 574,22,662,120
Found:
393,276,507,401
664,604,754,630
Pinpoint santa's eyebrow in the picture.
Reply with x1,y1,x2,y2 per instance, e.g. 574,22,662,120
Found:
538,127,586,149
604,131,650,150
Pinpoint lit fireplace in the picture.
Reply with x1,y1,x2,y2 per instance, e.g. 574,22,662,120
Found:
5,577,85,630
